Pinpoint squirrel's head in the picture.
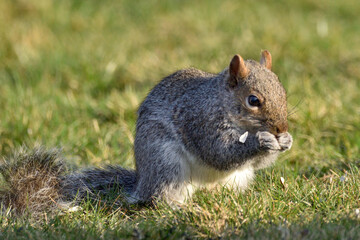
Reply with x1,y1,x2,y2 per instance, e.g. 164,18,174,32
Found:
227,50,288,136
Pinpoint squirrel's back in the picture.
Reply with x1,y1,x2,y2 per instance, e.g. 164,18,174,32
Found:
138,68,215,114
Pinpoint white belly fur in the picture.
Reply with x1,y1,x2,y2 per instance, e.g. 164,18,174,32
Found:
170,149,257,203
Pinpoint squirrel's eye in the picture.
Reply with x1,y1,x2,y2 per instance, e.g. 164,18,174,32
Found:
246,95,261,108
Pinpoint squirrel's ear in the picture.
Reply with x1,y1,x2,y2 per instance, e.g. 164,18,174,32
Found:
260,50,272,70
229,54,248,87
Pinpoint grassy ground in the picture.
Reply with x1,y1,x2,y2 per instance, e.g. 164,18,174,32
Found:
0,0,360,239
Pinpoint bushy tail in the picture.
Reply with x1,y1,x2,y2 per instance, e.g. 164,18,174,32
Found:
62,165,137,201
0,147,66,216
0,147,137,217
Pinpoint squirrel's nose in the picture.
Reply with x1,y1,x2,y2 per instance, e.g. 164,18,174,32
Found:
270,122,288,136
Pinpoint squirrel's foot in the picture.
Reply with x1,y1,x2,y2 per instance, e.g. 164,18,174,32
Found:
277,132,293,152
256,131,281,152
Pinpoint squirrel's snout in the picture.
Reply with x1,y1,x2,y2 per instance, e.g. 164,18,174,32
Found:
269,121,288,136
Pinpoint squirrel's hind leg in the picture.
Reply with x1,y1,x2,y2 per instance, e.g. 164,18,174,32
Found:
129,141,191,205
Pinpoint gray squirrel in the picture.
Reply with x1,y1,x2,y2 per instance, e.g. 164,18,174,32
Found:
0,50,292,215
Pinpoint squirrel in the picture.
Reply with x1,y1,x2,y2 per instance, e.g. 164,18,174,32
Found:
0,50,292,216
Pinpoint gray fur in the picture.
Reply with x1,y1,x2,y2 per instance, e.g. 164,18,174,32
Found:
61,166,136,200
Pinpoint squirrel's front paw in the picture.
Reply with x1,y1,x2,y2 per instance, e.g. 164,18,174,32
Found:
256,131,281,152
277,132,293,152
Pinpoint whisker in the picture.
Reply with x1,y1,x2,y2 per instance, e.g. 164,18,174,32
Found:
287,97,304,116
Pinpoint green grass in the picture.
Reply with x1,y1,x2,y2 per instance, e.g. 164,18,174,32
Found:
0,0,360,238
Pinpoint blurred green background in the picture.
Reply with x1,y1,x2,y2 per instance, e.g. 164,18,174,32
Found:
0,0,359,168
1,0,360,238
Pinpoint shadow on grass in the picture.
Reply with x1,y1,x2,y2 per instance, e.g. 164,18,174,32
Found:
2,212,360,240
